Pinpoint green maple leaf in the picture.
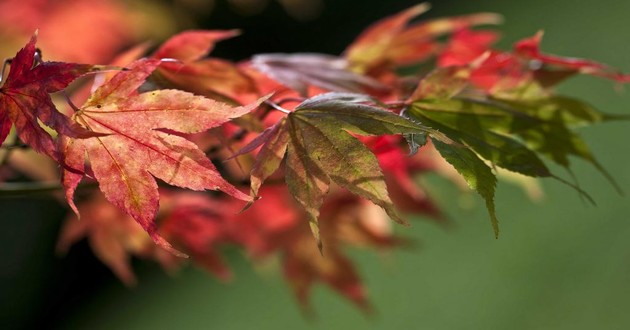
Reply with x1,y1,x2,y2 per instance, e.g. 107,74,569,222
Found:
235,93,450,250
405,67,619,236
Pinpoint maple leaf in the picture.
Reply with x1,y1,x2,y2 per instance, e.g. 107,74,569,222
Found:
164,185,393,312
282,188,409,313
57,191,181,286
150,30,258,103
250,53,386,96
344,3,502,74
404,66,620,235
235,92,451,249
233,185,397,312
452,31,630,94
363,135,444,221
0,33,105,159
160,191,236,281
437,28,499,67
283,241,371,314
61,58,263,255
0,0,144,63
514,31,627,82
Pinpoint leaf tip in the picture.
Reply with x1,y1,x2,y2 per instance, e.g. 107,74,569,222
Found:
309,221,324,255
385,207,410,227
227,29,242,37
238,195,260,214
152,234,188,258
411,2,432,16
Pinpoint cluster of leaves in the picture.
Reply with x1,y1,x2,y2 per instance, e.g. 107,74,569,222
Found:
1,3,626,312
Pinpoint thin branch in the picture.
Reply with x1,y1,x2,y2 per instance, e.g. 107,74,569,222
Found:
0,181,97,197
0,181,63,197
264,100,291,114
0,143,29,150
206,100,291,156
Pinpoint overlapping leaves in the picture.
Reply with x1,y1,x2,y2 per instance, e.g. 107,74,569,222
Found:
0,2,626,314
235,93,451,249
405,66,622,235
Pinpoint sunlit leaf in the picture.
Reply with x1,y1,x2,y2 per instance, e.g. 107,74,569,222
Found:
61,58,262,254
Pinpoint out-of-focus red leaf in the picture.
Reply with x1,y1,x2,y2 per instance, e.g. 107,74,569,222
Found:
514,31,626,81
57,192,180,286
0,0,143,63
437,28,499,67
160,192,235,281
283,241,371,313
344,3,431,73
152,30,258,103
153,30,240,62
468,51,529,92
344,3,502,74
387,13,501,67
408,66,471,102
454,31,630,93
165,184,403,311
363,135,444,221
240,186,397,312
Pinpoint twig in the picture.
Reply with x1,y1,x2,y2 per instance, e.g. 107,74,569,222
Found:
0,181,97,197
264,100,291,114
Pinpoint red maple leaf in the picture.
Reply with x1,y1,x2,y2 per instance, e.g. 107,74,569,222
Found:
439,30,630,93
514,31,625,81
0,33,104,159
363,135,444,221
60,58,263,254
57,191,181,286
344,4,501,74
437,28,499,67
151,30,258,103
160,192,237,281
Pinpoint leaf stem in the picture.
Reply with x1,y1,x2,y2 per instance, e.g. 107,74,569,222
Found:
62,91,82,114
264,100,291,114
0,181,98,197
0,181,63,196
0,143,29,150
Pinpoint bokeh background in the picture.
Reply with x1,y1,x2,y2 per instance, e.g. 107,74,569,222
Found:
1,0,629,329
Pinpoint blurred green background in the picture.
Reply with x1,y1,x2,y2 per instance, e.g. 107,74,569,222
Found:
1,0,630,329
